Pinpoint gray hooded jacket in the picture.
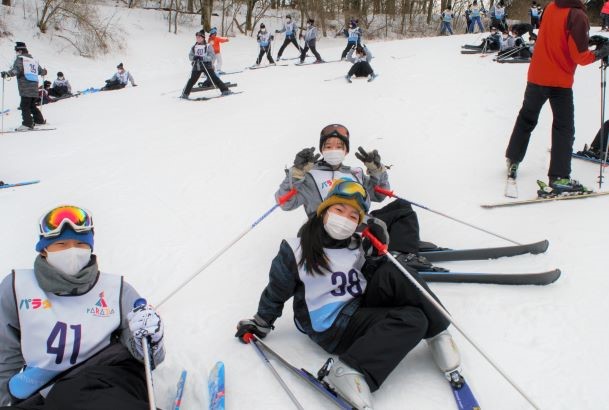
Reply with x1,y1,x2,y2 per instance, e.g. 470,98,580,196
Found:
7,54,47,98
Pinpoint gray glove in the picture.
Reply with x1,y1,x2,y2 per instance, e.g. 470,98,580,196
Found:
355,146,386,176
291,147,320,180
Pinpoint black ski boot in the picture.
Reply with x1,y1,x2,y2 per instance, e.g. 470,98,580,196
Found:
392,252,448,272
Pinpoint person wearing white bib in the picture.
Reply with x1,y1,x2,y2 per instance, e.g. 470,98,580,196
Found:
0,205,165,409
102,62,137,91
180,31,230,99
49,72,72,98
1,42,47,131
275,123,443,272
236,181,461,410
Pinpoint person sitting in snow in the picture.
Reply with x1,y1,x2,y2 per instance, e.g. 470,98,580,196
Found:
236,180,463,410
37,80,54,105
464,26,502,52
577,120,609,161
497,24,534,60
49,71,72,98
102,63,137,91
345,44,377,82
0,205,165,409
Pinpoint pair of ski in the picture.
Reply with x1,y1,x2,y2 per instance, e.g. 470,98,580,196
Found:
250,335,479,410
185,91,244,101
294,59,342,66
172,362,225,410
192,82,237,93
1,126,56,134
0,180,40,190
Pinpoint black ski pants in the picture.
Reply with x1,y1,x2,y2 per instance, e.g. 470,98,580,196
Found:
256,46,275,65
183,66,228,96
1,344,150,410
300,40,322,62
331,261,450,391
20,96,44,127
341,42,358,59
348,61,374,78
506,83,575,179
49,86,69,98
370,199,421,255
590,120,609,152
102,79,126,91
277,35,300,59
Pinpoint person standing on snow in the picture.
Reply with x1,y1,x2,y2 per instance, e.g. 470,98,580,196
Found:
275,14,301,61
345,45,377,82
299,18,324,64
505,0,609,196
440,6,455,35
468,0,485,33
254,23,275,66
102,62,137,91
236,180,462,410
181,31,230,99
530,1,542,29
340,20,363,60
208,27,229,74
1,42,47,131
275,123,443,271
0,205,165,409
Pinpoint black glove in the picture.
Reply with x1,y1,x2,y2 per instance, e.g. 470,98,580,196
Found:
1,72,8,79
361,218,389,257
355,146,385,175
270,35,275,41
589,35,609,47
275,30,280,33
293,147,320,170
235,315,273,343
594,42,609,62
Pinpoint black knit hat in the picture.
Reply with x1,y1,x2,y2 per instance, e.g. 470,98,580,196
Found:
319,124,350,152
57,71,64,77
260,23,266,28
117,62,124,69
14,42,27,52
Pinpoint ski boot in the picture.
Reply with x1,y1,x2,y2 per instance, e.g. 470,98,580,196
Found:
367,73,378,82
392,252,448,272
506,159,519,179
576,144,602,160
345,75,353,83
322,358,374,410
314,59,324,64
426,330,462,384
537,178,590,198
221,90,233,96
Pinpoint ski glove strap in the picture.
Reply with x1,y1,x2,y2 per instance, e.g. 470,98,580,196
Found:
235,314,273,343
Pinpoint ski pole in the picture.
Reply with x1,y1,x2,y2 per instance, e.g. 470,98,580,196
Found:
361,228,540,409
374,186,522,245
598,57,608,188
495,45,524,62
243,333,305,410
173,370,187,410
156,188,297,308
133,298,157,410
1,77,4,134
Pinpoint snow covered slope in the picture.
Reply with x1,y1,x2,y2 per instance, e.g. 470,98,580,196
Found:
1,5,608,409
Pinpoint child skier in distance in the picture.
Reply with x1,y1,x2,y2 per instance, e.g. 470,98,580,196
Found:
102,62,137,91
341,20,363,60
346,45,377,82
0,205,165,409
254,23,275,66
50,72,72,98
181,31,230,99
208,27,229,74
299,18,324,63
236,181,462,410
276,14,301,61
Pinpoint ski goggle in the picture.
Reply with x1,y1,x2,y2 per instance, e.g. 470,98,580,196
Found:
328,180,369,213
39,205,94,238
320,124,350,140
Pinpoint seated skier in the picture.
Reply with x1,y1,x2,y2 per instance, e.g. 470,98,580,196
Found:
577,120,609,160
462,26,502,52
102,63,137,91
345,45,377,83
236,181,462,410
37,80,54,105
497,24,534,60
49,72,72,98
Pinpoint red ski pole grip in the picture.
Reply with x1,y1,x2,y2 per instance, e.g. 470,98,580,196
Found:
277,188,298,205
362,228,388,255
374,186,395,197
242,333,255,344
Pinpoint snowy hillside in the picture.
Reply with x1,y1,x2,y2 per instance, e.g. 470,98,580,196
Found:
1,4,608,410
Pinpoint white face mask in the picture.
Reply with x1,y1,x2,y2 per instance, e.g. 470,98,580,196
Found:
323,149,346,166
324,212,358,240
46,247,92,276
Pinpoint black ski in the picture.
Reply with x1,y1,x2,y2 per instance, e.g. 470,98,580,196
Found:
1,127,56,134
421,240,548,262
188,91,244,101
192,82,236,93
496,58,531,64
420,269,561,285
572,152,608,166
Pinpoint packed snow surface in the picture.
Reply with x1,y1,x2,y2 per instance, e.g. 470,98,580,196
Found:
0,5,608,410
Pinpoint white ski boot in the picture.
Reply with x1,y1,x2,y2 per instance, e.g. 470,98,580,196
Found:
325,359,374,410
426,330,462,382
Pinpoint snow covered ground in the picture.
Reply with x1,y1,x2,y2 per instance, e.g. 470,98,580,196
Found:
1,4,608,409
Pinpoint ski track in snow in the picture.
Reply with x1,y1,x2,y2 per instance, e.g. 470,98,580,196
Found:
1,4,608,409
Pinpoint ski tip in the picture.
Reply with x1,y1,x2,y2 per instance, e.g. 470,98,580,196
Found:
533,239,550,254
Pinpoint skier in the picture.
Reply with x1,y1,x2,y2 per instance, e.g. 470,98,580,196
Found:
0,205,165,409
37,80,54,105
299,18,324,64
275,15,300,61
345,45,377,82
462,26,502,52
530,1,541,29
497,24,533,60
236,180,462,410
490,1,507,32
208,27,229,74
440,6,454,35
505,0,609,197
275,123,440,270
49,71,72,98
576,120,609,160
181,31,231,99
340,20,363,60
468,0,485,33
254,23,275,66
102,63,137,91
1,42,47,131
464,4,472,34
